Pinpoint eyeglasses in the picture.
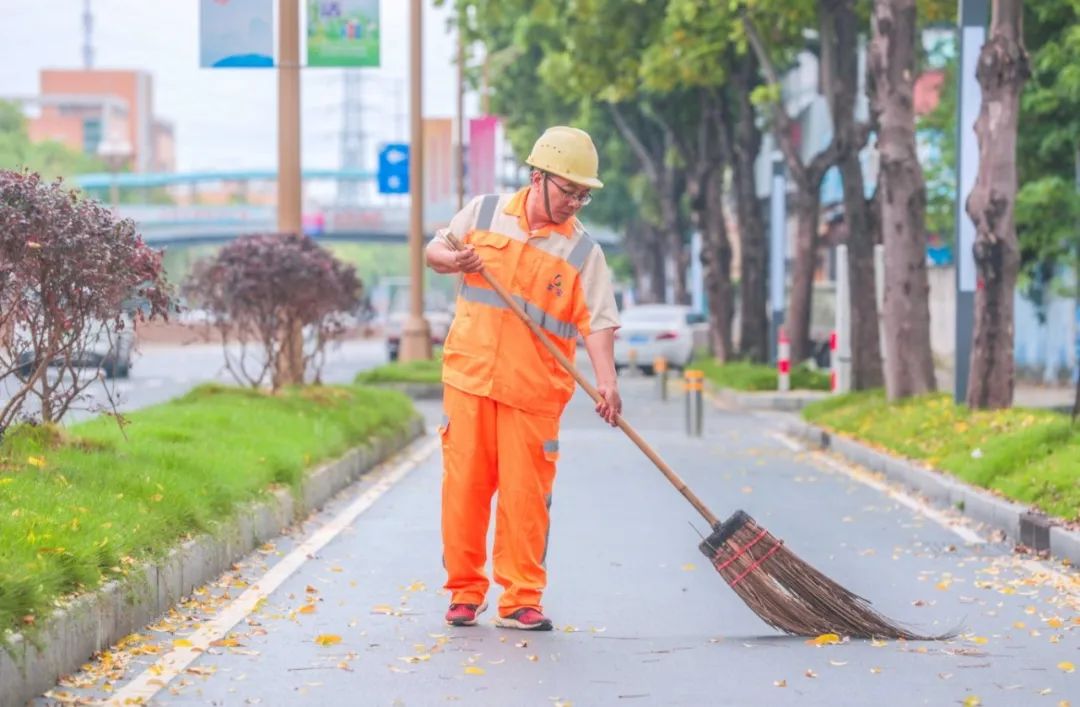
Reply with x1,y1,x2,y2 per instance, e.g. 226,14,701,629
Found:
545,174,592,206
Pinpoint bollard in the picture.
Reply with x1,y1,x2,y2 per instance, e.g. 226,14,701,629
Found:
628,348,639,377
777,327,791,392
684,369,704,437
829,329,838,393
655,356,669,400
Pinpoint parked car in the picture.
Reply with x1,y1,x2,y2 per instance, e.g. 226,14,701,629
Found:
384,290,454,362
15,316,135,380
613,304,708,375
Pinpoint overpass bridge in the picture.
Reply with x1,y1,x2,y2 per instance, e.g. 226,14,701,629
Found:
71,169,622,250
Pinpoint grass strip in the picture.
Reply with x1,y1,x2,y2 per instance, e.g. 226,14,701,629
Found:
354,350,443,385
693,358,831,392
802,390,1078,521
0,383,416,634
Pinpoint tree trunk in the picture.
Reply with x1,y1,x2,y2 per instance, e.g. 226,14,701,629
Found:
965,0,1029,409
869,0,937,399
788,191,820,363
730,59,769,363
742,14,838,364
659,162,689,305
702,169,735,361
822,0,884,389
624,219,665,303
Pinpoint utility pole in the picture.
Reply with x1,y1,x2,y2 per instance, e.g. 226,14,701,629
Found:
82,0,94,70
399,0,432,362
278,0,303,382
456,12,466,211
768,150,787,364
953,0,987,404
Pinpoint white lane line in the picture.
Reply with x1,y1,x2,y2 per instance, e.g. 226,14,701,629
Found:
769,431,804,453
807,448,986,545
102,435,441,706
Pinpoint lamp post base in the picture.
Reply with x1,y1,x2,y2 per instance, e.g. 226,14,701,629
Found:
398,315,433,362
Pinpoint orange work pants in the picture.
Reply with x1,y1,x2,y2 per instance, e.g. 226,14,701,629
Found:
439,384,561,615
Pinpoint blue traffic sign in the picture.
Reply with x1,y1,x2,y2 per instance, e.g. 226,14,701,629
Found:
377,143,410,194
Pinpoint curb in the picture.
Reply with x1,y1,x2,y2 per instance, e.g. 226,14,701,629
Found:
784,418,1080,567
364,382,443,400
708,383,829,411
0,416,425,707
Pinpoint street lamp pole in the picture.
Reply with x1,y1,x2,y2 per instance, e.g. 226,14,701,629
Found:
456,11,466,211
278,0,301,235
399,0,432,362
277,0,303,383
953,0,987,404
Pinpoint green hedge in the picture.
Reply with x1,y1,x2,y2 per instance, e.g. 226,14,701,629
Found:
803,391,1078,521
0,383,416,634
693,358,831,391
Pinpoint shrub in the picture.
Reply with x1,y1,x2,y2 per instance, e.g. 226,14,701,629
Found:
0,170,171,434
183,232,362,390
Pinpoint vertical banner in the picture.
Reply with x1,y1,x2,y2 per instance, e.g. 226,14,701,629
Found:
307,0,381,67
199,0,275,68
423,118,454,220
468,116,498,197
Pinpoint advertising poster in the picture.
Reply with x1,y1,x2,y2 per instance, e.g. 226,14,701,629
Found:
423,118,453,208
468,116,498,197
199,0,274,68
307,0,381,67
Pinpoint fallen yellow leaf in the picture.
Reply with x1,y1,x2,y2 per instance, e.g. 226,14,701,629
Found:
1058,662,1075,673
27,456,46,468
210,638,240,648
970,636,988,645
371,604,395,615
871,639,888,648
962,696,981,707
804,669,817,678
681,563,697,571
806,633,841,646
1047,618,1064,629
773,679,787,688
1013,621,1026,629
172,639,193,648
299,604,317,615
464,666,485,675
314,634,342,646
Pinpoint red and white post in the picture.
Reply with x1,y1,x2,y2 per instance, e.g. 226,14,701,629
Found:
829,329,839,393
777,327,791,392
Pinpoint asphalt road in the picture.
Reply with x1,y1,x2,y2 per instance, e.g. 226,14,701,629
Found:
34,374,1079,706
1,337,390,425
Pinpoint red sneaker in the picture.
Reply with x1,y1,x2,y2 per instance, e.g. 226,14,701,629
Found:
445,602,487,627
494,608,553,631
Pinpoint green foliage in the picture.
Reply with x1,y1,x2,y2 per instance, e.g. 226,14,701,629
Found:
803,391,1078,520
0,100,107,180
693,357,830,391
355,350,444,384
0,383,417,634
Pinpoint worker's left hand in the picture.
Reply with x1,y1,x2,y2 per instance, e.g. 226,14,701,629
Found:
594,381,622,427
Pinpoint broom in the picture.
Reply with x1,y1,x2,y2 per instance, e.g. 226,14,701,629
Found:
444,234,948,640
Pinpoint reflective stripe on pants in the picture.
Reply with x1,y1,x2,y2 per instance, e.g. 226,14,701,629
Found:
440,384,560,614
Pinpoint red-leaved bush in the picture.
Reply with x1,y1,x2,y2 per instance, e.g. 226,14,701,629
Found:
183,232,362,390
0,170,171,434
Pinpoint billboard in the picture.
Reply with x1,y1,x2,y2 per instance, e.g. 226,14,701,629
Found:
199,0,275,68
468,116,499,197
307,0,381,67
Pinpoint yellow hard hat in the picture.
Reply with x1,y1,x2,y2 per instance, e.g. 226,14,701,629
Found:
525,126,604,190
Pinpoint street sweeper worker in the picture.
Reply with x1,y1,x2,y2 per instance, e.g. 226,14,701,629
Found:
425,126,621,631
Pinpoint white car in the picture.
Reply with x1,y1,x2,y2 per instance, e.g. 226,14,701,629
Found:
613,304,709,375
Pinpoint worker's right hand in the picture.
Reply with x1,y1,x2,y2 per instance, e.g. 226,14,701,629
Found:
449,245,484,274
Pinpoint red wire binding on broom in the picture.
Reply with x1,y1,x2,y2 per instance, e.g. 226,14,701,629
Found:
729,540,785,587
713,528,769,571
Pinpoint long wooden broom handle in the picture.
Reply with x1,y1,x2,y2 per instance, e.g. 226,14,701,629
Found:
444,234,720,527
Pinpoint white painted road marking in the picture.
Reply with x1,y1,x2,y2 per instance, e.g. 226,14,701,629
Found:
102,434,441,706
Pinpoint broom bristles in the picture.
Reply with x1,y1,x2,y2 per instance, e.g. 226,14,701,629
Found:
699,511,956,641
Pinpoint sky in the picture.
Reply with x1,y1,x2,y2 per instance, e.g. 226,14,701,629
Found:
0,0,477,173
